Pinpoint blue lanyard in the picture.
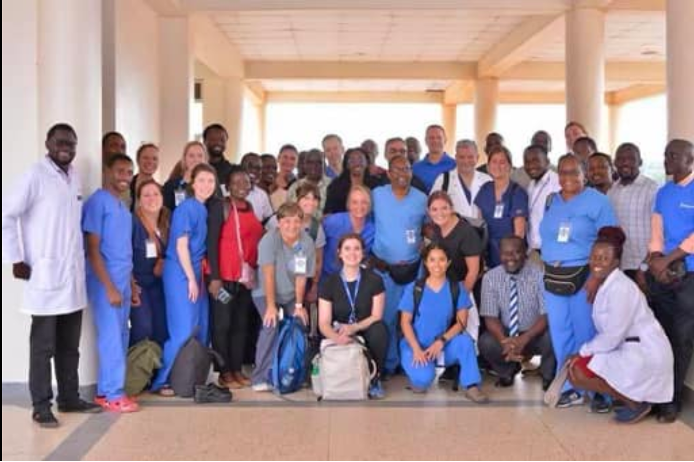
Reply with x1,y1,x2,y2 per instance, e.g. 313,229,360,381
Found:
341,271,361,324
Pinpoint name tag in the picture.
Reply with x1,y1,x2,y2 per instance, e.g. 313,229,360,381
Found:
557,222,572,243
494,203,504,219
405,229,417,245
294,251,307,275
174,189,186,207
145,239,157,259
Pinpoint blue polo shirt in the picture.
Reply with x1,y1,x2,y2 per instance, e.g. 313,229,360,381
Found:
654,176,694,271
372,185,427,264
540,187,618,266
413,153,456,193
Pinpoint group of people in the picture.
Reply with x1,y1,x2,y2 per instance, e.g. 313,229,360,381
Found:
2,120,692,428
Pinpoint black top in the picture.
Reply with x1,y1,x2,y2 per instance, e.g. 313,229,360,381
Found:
319,269,385,323
323,174,386,214
210,157,234,190
162,176,188,212
432,217,484,282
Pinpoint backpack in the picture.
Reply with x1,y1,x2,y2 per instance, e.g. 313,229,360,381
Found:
311,337,376,401
269,316,308,394
125,339,162,396
170,329,223,398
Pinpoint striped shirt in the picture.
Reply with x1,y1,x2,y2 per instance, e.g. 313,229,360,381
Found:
608,174,659,270
480,263,545,332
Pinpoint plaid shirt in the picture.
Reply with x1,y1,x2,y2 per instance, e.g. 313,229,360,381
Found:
480,264,545,332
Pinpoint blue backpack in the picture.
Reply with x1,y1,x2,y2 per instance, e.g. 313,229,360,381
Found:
270,316,308,394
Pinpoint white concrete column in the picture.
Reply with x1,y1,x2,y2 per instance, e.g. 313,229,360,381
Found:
607,103,621,154
224,77,244,161
565,4,605,142
667,0,694,141
256,102,267,153
474,78,499,160
159,17,194,179
441,104,457,154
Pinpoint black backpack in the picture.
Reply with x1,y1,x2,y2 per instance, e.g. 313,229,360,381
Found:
170,329,224,398
412,278,461,328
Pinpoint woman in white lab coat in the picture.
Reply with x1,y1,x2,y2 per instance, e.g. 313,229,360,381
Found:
567,226,674,424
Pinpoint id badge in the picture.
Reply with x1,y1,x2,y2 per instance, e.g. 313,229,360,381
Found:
557,222,572,243
494,203,504,219
294,252,307,275
405,229,417,245
174,189,186,207
145,239,157,259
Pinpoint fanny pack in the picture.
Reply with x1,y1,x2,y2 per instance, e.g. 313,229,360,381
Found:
370,255,420,285
543,264,590,296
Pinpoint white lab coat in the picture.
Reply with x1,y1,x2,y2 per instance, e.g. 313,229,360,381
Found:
581,269,673,403
2,157,86,315
431,169,492,222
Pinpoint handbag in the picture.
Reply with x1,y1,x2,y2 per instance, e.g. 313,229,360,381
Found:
232,202,257,290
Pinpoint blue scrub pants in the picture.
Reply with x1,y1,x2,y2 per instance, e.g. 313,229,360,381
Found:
378,270,406,373
129,279,168,347
400,333,481,390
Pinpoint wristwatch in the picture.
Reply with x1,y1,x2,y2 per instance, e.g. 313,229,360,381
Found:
638,261,649,272
436,334,447,344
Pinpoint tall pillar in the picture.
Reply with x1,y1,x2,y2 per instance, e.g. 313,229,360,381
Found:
607,103,621,154
224,77,244,161
474,78,499,161
565,4,605,142
256,101,266,153
159,17,193,179
441,104,457,154
667,0,694,141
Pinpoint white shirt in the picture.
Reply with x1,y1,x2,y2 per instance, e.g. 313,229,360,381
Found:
527,170,561,250
2,157,87,315
580,270,673,403
247,185,274,223
430,169,492,221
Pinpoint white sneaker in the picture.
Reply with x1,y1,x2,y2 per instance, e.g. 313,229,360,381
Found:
252,382,273,392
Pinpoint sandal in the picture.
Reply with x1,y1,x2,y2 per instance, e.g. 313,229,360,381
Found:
158,386,175,397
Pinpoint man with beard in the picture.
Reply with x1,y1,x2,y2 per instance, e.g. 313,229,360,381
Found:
203,123,233,194
524,144,560,262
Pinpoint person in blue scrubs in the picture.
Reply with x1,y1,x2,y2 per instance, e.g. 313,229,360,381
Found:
540,153,617,409
151,163,218,395
371,155,427,374
399,243,488,403
131,179,170,346
321,185,375,280
412,125,456,193
474,146,528,268
83,154,139,412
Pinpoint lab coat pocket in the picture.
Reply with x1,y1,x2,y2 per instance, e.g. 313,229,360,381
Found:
31,258,68,291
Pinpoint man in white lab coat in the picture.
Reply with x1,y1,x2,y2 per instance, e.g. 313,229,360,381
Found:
2,123,102,428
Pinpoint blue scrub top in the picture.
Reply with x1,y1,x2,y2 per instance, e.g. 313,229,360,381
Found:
321,212,375,278
654,179,694,271
413,153,456,193
540,187,618,266
474,181,528,267
132,215,165,287
372,185,427,264
82,189,133,281
399,280,471,347
165,197,208,271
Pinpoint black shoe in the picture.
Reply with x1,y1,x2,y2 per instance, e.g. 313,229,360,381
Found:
194,383,232,403
32,408,59,428
58,399,103,414
590,393,613,414
657,403,678,423
495,376,515,388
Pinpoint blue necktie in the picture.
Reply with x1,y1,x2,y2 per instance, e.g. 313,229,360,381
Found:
509,276,520,337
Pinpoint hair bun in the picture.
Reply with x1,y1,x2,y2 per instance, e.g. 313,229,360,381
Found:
597,226,626,248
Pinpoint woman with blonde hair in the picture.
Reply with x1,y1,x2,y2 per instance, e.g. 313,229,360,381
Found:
162,141,207,211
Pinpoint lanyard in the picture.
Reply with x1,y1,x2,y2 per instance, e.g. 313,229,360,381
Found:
529,172,551,212
341,271,361,324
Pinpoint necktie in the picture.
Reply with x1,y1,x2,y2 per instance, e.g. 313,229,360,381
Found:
509,276,520,337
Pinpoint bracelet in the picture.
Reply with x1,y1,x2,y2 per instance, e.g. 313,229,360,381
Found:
436,334,447,344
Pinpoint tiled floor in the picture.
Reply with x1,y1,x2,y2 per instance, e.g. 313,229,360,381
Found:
3,374,694,460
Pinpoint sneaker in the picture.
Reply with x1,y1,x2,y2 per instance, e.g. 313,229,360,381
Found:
102,396,139,413
58,399,103,414
251,382,273,392
656,403,678,424
368,380,385,400
464,386,489,404
194,383,232,403
556,390,584,408
590,393,613,414
614,402,652,424
32,408,59,428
